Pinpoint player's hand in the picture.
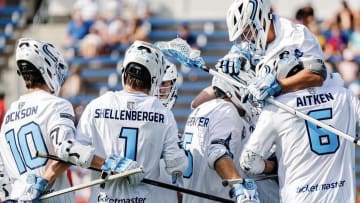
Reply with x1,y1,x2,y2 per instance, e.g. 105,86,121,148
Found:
229,180,260,203
18,174,48,203
56,139,95,168
248,73,281,103
102,154,144,185
216,52,250,75
0,173,11,200
240,150,265,175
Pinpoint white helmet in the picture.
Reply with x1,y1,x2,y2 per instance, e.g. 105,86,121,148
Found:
16,38,68,96
226,0,272,54
122,40,166,95
156,60,179,109
212,76,260,124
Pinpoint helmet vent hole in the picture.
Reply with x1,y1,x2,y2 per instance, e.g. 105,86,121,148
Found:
19,42,29,48
47,69,52,79
44,58,51,67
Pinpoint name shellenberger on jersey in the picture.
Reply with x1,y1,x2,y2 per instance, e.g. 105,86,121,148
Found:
94,108,164,123
296,92,334,107
5,105,38,124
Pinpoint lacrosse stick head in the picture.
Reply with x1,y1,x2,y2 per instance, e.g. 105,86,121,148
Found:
154,38,205,70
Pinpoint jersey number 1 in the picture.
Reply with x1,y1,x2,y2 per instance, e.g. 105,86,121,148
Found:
305,108,339,155
119,127,138,160
5,122,48,174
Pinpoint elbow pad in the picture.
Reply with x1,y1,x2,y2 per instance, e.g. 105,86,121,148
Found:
302,59,327,79
165,154,188,175
240,150,265,175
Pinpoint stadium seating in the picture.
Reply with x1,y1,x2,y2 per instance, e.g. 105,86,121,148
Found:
0,5,25,70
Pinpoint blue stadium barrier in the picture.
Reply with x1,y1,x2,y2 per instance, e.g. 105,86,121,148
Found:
80,68,120,78
0,6,25,14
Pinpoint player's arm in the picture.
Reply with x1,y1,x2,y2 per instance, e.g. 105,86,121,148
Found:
278,68,324,94
240,107,278,175
191,86,215,109
214,157,240,184
162,116,188,177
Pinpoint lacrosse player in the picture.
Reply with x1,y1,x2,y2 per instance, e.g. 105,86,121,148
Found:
182,75,279,203
192,0,327,108
75,40,188,202
152,60,182,203
240,51,358,202
0,38,101,202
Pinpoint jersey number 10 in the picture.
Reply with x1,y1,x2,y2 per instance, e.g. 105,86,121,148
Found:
5,122,48,174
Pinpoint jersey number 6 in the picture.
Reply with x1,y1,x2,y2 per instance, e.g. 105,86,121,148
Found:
305,108,339,155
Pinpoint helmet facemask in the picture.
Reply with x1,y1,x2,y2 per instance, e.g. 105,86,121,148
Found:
155,61,178,109
227,0,272,55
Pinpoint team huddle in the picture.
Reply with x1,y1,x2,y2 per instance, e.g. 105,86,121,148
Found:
0,0,358,202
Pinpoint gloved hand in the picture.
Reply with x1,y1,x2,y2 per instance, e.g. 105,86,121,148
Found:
102,154,144,185
216,53,251,75
240,150,265,175
0,173,11,200
248,73,281,103
171,171,184,187
56,139,95,168
229,179,260,203
18,174,48,203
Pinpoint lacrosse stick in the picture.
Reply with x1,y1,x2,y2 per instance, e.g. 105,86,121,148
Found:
37,152,234,203
222,174,278,187
40,168,143,200
155,38,360,146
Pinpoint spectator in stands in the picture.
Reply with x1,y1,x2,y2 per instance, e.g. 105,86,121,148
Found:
0,89,5,128
324,22,347,58
127,0,150,20
107,17,129,47
73,0,99,23
127,16,151,43
178,23,197,48
60,67,83,98
336,1,354,43
294,3,315,27
337,48,359,85
348,19,360,55
66,8,93,46
79,21,107,58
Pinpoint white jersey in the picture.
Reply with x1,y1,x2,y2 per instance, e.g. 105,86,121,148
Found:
150,159,178,203
267,14,324,62
244,85,358,202
182,99,278,203
76,90,187,202
0,90,75,202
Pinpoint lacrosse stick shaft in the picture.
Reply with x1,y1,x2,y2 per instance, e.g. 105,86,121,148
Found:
39,168,143,200
37,152,234,203
157,38,359,146
222,174,279,186
211,70,360,146
267,97,360,145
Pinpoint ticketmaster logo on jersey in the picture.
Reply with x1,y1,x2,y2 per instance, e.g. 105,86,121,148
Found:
296,180,345,193
94,108,164,123
98,194,146,203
